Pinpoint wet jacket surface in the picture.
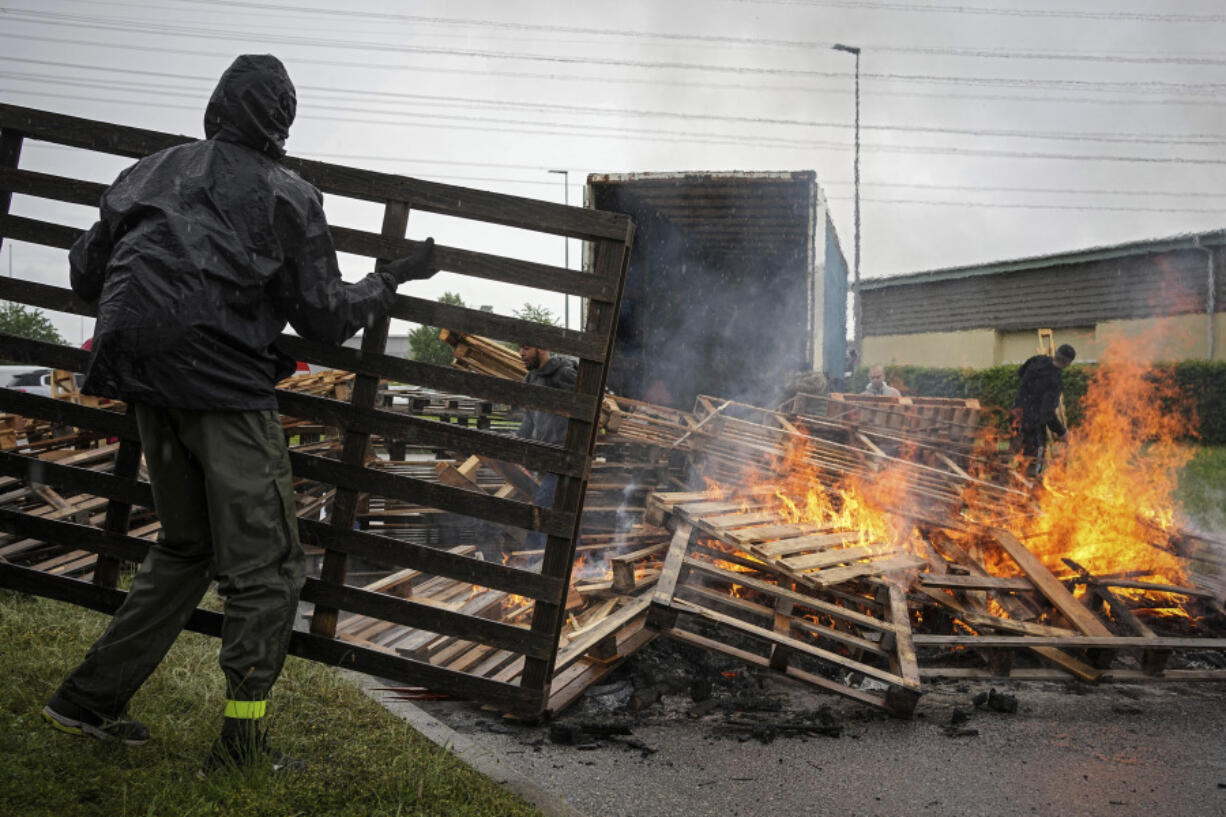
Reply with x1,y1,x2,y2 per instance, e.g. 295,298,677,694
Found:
1013,354,1066,436
518,355,578,446
70,54,398,411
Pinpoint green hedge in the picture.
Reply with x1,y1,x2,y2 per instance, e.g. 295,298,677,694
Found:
851,360,1226,445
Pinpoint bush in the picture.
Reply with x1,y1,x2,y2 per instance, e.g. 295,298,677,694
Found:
857,360,1226,444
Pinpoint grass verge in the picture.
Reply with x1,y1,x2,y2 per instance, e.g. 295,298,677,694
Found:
1177,445,1226,533
0,591,543,817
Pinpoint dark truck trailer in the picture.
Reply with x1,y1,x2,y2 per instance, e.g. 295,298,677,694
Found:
587,171,847,409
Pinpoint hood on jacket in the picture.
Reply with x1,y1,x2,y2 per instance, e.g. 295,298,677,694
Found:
204,54,296,159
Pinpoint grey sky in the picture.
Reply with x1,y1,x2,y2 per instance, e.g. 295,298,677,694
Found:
3,0,1225,343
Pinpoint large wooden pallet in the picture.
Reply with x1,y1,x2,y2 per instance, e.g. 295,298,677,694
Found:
644,488,1226,713
0,102,633,719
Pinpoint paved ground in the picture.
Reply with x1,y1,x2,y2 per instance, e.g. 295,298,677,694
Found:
388,670,1226,817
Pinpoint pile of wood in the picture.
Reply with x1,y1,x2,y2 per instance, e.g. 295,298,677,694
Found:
7,339,1224,720
439,329,527,380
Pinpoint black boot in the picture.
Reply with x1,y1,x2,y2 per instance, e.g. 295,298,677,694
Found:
197,717,304,777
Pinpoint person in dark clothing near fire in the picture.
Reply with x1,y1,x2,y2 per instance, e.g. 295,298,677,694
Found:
1013,343,1076,478
42,54,439,774
518,345,578,546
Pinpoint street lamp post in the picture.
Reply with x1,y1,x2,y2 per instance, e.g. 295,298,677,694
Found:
832,43,861,359
548,169,569,329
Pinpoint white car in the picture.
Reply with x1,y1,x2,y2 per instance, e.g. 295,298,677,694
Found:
3,368,53,398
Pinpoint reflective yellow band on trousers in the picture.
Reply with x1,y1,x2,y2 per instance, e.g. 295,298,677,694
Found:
224,700,267,719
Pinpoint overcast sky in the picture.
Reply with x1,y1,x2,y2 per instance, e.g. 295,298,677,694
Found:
3,0,1225,343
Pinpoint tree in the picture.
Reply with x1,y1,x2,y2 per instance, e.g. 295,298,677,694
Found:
406,292,466,366
513,303,560,326
0,301,67,363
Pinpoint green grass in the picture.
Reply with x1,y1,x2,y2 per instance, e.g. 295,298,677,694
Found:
1177,445,1226,532
0,591,543,817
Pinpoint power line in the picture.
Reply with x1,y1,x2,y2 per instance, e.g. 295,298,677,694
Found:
4,9,1226,95
21,0,1226,67
12,84,1226,171
5,31,1226,112
6,61,1226,149
724,0,1226,24
17,142,1225,214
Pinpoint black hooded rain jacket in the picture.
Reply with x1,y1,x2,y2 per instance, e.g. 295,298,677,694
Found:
70,54,399,410
1013,354,1067,436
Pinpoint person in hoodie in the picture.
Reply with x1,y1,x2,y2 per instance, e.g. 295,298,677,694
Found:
1013,343,1076,477
42,54,439,774
517,345,578,546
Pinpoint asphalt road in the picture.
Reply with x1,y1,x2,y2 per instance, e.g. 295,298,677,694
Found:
411,674,1226,817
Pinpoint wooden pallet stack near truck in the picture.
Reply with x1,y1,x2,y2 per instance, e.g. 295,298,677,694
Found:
0,101,633,720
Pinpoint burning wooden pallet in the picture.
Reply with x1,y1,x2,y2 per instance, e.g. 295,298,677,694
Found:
634,486,1226,717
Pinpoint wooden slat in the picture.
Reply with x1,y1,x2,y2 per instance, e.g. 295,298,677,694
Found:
0,102,631,242
276,390,587,477
301,580,550,659
990,528,1114,638
912,635,1226,650
669,596,910,688
663,627,889,709
275,336,596,417
519,230,632,695
0,561,543,716
289,451,573,536
331,226,616,302
312,199,409,638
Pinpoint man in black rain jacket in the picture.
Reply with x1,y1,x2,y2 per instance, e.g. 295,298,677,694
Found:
1013,343,1076,477
42,54,438,773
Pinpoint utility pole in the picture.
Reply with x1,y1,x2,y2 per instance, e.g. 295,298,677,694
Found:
832,43,861,357
548,169,569,329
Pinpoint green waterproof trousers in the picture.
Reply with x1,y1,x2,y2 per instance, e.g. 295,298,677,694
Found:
56,406,305,718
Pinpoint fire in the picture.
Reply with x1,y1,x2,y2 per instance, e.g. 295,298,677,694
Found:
768,436,920,554
1008,336,1194,586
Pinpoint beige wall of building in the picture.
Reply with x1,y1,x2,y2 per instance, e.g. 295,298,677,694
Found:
864,313,1223,368
862,329,996,368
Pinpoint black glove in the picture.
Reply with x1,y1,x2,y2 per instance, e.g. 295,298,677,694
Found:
384,237,438,284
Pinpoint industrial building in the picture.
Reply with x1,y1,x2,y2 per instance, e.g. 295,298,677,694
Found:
861,229,1225,368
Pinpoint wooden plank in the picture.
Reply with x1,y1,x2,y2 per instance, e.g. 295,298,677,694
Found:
724,523,825,545
678,582,889,659
652,522,696,608
807,554,927,587
276,391,587,477
681,557,896,633
753,531,857,557
0,103,631,242
912,635,1226,650
667,597,910,688
920,573,1036,592
0,128,24,255
299,522,558,599
886,583,921,688
518,230,632,704
301,580,549,659
312,200,410,637
783,545,882,572
275,336,596,418
663,627,889,710
330,226,616,302
990,528,1114,638
290,452,574,536
552,596,652,674
698,511,782,530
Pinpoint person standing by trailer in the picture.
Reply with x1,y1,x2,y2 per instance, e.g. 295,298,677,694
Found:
517,345,578,546
1013,343,1076,478
42,53,439,774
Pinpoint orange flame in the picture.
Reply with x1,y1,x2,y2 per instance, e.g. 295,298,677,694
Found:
1010,335,1194,586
